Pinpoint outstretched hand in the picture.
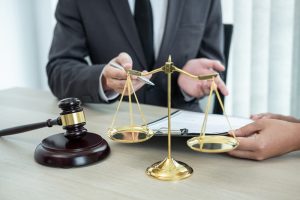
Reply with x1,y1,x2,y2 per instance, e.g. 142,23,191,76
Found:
228,119,300,160
178,58,228,98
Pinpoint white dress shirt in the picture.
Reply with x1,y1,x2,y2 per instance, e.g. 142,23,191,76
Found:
99,0,168,102
128,0,168,59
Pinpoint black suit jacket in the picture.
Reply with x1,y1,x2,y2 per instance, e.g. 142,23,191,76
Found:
47,0,224,111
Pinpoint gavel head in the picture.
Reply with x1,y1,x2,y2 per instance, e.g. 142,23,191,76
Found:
58,98,87,140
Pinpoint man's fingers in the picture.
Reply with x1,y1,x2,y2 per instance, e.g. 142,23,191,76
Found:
203,81,211,95
196,77,228,97
105,52,149,93
235,122,262,137
105,66,127,80
200,58,225,72
210,60,225,72
196,82,205,97
107,79,127,91
215,77,229,96
115,52,133,69
115,78,146,95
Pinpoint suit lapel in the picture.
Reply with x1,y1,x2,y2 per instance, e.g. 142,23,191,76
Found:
109,0,147,68
156,0,185,65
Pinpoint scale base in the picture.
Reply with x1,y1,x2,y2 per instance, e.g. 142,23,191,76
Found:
108,126,154,143
34,132,110,168
146,157,193,181
187,135,239,153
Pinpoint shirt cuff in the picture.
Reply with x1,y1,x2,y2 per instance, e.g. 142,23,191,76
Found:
99,69,119,102
180,88,195,102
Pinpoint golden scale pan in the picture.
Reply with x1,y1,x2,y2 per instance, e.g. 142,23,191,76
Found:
107,56,239,181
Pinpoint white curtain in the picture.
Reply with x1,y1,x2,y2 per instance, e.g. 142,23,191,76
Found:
0,0,56,90
291,0,300,118
224,0,300,118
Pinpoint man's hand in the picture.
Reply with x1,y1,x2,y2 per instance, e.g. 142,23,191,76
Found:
102,52,151,95
228,119,300,160
177,58,229,98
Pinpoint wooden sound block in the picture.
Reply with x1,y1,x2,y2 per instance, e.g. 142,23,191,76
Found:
34,132,110,168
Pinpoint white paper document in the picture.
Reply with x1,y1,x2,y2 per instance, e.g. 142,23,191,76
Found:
148,110,253,136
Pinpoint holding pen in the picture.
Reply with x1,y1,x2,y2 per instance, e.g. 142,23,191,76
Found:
101,52,154,95
109,62,155,86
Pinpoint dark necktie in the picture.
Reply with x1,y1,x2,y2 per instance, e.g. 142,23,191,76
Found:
134,0,155,68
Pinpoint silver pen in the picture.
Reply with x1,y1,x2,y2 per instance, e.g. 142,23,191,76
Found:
109,62,155,86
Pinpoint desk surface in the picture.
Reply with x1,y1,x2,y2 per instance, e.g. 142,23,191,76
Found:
0,88,299,200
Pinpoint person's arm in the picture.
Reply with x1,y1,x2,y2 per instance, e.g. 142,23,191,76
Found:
177,0,227,99
46,0,107,103
228,119,300,160
47,1,150,103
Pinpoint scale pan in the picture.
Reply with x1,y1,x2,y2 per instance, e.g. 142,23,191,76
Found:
108,126,154,143
187,135,239,153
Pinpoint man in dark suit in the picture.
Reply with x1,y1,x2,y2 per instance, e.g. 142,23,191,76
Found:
47,0,228,111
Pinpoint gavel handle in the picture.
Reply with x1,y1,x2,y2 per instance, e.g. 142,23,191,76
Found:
0,118,61,137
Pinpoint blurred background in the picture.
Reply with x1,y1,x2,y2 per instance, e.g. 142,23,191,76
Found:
0,0,299,118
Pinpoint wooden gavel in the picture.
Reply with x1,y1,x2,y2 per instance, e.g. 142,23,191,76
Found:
0,98,87,139
0,97,110,168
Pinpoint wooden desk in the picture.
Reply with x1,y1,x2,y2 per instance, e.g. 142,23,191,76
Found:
0,88,299,200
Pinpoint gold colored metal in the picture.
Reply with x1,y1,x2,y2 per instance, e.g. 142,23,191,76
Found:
197,74,218,80
60,111,85,126
108,55,238,180
186,77,239,153
173,67,198,79
146,56,193,180
146,157,193,181
162,56,175,74
141,67,163,76
187,135,238,153
126,69,142,76
167,73,171,159
107,74,154,143
108,126,154,143
174,66,218,81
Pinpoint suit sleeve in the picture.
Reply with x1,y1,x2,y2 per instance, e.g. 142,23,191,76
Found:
46,0,107,103
197,0,225,64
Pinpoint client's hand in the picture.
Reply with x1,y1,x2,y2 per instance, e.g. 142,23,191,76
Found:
251,113,300,123
102,52,151,95
228,119,300,160
178,58,228,98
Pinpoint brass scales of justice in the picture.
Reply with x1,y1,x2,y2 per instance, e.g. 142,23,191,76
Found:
107,56,239,181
